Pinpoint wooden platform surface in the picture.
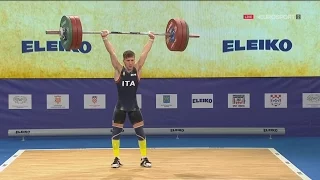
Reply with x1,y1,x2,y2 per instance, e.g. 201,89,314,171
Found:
0,148,307,180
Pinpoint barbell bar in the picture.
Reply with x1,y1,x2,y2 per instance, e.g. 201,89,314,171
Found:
46,30,200,38
45,15,200,51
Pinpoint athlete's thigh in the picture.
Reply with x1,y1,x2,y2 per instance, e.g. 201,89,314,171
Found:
128,110,143,125
113,109,127,124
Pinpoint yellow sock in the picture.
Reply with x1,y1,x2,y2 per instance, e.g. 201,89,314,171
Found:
112,139,120,158
138,139,147,157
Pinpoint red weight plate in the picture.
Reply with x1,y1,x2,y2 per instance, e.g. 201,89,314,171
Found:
74,16,83,50
165,19,174,50
69,16,78,50
173,19,185,51
71,16,82,49
68,16,75,50
167,19,180,51
165,19,183,51
178,19,189,52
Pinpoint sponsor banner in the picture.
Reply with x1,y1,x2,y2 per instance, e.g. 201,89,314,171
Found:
84,94,106,109
191,94,213,108
8,127,285,136
47,94,69,109
8,94,32,109
0,1,317,78
156,94,178,109
137,94,142,109
228,94,250,108
302,93,320,108
264,93,287,108
13,130,31,135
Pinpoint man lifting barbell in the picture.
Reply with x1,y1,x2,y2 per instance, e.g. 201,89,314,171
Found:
45,15,200,168
101,29,155,168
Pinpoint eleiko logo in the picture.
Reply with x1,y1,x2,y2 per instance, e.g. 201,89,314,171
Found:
16,130,30,134
263,129,278,132
22,40,92,53
170,129,184,132
223,39,292,53
191,94,213,108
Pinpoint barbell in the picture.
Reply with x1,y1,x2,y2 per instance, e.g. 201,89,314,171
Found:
45,15,200,52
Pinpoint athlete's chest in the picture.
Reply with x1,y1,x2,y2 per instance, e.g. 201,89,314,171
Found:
119,71,138,87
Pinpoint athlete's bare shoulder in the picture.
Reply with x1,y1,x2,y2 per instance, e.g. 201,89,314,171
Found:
114,66,123,82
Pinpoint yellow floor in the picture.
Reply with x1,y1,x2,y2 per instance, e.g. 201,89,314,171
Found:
0,148,303,180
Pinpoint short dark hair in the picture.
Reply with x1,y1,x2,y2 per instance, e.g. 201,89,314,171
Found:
123,50,135,60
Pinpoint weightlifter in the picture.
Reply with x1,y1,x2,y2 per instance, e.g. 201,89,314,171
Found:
100,30,155,168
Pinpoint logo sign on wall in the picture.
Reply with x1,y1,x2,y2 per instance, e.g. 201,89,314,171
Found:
136,94,142,109
191,94,213,108
156,94,177,109
8,94,32,109
222,39,293,53
84,94,106,109
302,93,320,108
264,93,287,108
47,94,69,109
228,94,250,108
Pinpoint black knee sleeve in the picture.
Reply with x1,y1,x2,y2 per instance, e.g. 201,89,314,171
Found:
112,126,123,140
134,126,146,141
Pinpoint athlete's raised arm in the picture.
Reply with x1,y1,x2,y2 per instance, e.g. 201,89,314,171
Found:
101,30,123,73
135,32,155,72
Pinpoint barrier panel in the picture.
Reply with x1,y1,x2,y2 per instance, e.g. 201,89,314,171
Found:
1,78,320,138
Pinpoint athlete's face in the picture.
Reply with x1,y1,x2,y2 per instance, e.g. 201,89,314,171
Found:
123,57,135,71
